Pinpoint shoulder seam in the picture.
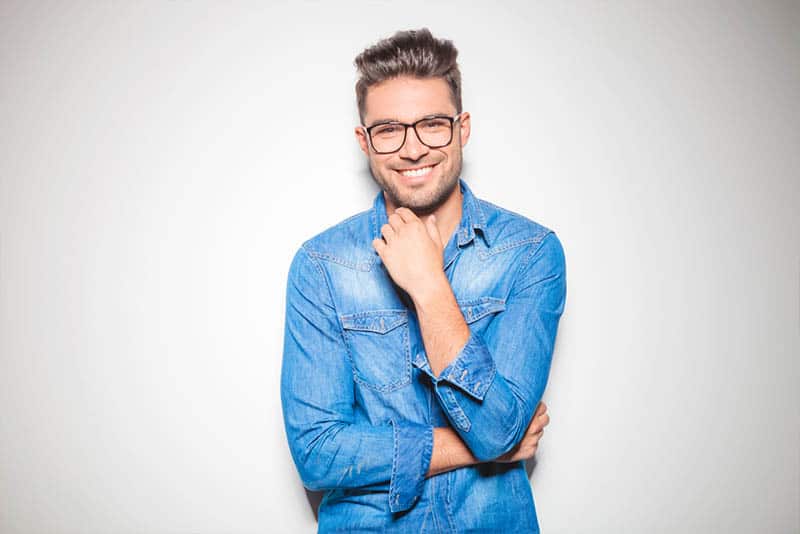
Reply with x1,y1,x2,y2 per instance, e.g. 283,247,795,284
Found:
520,230,557,269
479,229,551,258
300,208,376,271
298,242,345,327
506,231,559,297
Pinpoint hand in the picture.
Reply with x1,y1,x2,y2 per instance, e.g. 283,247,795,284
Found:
372,207,446,298
495,402,550,463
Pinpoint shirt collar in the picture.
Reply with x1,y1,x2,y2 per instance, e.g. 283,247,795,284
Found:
370,178,491,249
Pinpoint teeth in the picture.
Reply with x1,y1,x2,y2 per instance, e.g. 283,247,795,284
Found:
400,166,433,177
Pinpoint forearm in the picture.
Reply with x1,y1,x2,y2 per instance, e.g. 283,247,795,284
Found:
435,369,534,461
411,274,470,377
427,427,479,477
412,236,565,461
427,406,549,476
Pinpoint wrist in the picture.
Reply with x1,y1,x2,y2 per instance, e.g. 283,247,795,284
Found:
410,272,451,310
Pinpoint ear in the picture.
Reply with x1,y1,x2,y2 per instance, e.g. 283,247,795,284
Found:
354,126,370,156
458,111,471,147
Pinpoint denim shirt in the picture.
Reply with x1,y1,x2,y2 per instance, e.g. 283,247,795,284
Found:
281,179,567,533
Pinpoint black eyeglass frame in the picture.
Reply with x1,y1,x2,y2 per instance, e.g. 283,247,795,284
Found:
361,113,463,154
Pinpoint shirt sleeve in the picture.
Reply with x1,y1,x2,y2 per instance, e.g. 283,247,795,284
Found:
280,245,433,512
431,231,567,462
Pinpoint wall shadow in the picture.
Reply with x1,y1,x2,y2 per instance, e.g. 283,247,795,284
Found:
305,488,324,522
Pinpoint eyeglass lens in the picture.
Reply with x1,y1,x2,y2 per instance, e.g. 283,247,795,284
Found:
370,117,453,153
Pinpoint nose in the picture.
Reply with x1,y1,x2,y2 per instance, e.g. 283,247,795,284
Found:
398,125,429,160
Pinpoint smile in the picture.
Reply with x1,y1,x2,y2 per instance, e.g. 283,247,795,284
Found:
398,165,435,178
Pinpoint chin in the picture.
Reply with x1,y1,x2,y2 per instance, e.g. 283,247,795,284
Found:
409,196,446,215
373,165,459,214
401,186,457,216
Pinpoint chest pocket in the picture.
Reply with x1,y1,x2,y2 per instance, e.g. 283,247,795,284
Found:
340,309,411,392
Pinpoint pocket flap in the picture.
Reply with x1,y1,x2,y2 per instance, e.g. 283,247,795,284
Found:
340,310,408,334
458,297,506,324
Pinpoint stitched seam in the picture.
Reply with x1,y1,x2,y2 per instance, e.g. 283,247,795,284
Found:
442,387,471,432
502,231,555,303
341,326,412,393
340,311,408,334
307,250,374,271
472,195,488,228
430,476,442,531
340,309,408,319
302,244,364,391
474,197,555,256
389,419,400,508
301,209,376,270
442,474,458,534
452,350,495,400
403,323,412,391
461,299,506,324
420,425,432,506
300,244,344,335
478,234,547,258
519,230,555,270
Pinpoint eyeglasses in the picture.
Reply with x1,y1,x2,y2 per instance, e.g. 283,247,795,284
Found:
362,113,462,154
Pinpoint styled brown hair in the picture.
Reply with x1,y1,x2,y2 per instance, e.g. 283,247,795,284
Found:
354,28,462,124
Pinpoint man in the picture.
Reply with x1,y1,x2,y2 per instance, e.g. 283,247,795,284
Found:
281,28,566,533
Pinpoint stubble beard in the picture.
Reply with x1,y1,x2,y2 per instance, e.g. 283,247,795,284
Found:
370,153,462,217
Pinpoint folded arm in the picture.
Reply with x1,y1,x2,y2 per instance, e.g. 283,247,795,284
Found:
413,232,567,461
428,401,550,476
281,245,550,512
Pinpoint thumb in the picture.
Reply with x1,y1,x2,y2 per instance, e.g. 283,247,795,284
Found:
425,214,442,247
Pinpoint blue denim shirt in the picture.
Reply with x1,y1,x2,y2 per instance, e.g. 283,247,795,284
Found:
281,179,566,533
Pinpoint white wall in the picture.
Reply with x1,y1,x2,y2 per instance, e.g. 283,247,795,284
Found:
1,2,797,533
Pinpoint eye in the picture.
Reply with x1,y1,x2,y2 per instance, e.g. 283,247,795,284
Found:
421,118,449,130
373,124,401,136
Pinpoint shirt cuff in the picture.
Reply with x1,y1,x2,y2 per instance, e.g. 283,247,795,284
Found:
436,331,497,401
388,419,433,513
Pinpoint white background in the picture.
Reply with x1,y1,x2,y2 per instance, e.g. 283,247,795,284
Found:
1,2,798,533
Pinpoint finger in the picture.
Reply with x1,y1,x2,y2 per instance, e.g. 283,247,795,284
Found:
380,223,396,243
527,404,545,428
526,418,542,434
529,414,549,434
372,238,386,255
387,213,404,232
424,214,442,247
394,207,418,223
528,420,544,435
529,416,548,435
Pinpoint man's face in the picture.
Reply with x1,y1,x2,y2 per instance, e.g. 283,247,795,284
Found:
355,76,471,215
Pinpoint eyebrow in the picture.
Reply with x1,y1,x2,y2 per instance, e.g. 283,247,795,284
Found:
366,112,455,127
